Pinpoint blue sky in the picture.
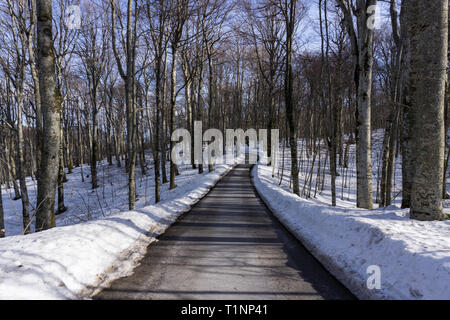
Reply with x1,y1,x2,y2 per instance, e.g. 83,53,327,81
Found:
300,0,392,53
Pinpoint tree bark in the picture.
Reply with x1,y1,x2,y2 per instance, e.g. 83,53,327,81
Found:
57,118,67,215
0,181,4,238
28,0,42,177
406,0,448,221
17,65,31,234
337,0,376,209
111,0,137,210
169,42,180,189
284,0,300,196
380,0,402,208
35,0,60,231
90,95,99,189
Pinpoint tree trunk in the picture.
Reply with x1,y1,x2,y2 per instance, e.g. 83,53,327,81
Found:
28,0,43,177
154,67,162,203
285,0,299,196
91,103,99,189
207,49,214,172
385,111,399,205
0,182,4,238
7,140,21,200
355,19,374,209
400,0,413,209
57,131,67,215
77,103,85,182
407,0,448,221
17,74,31,234
197,54,205,174
35,0,60,231
443,146,450,199
65,127,73,174
169,43,179,190
337,0,377,209
380,0,402,208
161,47,169,184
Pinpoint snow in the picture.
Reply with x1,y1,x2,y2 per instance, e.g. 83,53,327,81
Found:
252,134,450,299
0,156,240,299
2,156,224,236
2,128,450,300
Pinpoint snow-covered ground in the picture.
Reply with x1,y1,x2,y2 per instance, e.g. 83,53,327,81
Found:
252,130,450,300
0,155,240,299
2,129,449,300
2,155,217,237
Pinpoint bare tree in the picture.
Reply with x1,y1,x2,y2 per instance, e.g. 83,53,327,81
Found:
27,0,42,176
278,0,303,196
243,0,284,167
35,0,61,231
180,20,198,169
406,0,448,221
379,0,401,208
0,125,5,237
168,0,189,190
336,0,377,209
146,0,171,203
78,2,108,190
111,0,139,209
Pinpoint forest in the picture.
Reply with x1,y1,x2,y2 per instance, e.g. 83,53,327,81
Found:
0,0,449,301
0,0,448,237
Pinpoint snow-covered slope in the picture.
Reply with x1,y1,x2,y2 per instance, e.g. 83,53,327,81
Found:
2,157,220,237
252,164,450,300
0,159,238,299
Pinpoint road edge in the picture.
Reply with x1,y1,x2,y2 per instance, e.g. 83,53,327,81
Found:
249,164,373,300
85,161,240,299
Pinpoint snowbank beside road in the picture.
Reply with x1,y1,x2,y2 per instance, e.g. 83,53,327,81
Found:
252,164,450,300
0,160,237,299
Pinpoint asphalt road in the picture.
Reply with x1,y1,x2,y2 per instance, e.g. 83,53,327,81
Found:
94,164,355,300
